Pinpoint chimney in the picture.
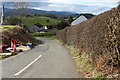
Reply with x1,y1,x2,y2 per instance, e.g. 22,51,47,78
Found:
1,5,4,24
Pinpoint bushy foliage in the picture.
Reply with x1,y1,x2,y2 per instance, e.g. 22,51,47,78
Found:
57,20,69,30
68,16,74,24
57,6,120,78
7,17,22,25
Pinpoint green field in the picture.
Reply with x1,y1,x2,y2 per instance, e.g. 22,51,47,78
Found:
1,25,15,28
0,25,15,32
23,16,60,26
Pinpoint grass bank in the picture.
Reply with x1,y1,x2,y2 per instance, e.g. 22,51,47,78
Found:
67,45,105,79
0,52,18,60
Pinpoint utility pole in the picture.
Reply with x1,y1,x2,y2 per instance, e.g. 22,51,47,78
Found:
1,5,4,24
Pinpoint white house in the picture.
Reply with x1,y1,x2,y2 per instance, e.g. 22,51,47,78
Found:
71,14,94,26
44,25,48,30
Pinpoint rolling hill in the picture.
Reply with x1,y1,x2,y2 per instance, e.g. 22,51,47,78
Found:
22,16,60,26
0,8,78,17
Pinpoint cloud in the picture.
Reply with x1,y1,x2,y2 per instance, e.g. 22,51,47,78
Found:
0,0,24,2
1,0,119,3
48,0,120,4
1,0,119,14
0,0,50,2
29,2,114,14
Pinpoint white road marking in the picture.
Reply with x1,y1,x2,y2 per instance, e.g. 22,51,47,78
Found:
14,55,42,76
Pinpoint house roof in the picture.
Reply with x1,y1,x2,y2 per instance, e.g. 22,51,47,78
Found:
71,13,95,26
76,13,95,20
34,23,43,28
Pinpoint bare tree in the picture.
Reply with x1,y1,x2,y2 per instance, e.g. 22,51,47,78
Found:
10,1,31,26
11,2,30,15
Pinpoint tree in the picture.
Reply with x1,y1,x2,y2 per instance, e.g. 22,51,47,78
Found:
57,20,69,30
10,2,30,26
47,25,53,29
7,17,22,25
34,14,38,16
47,14,57,19
11,2,29,14
68,16,73,24
46,19,50,23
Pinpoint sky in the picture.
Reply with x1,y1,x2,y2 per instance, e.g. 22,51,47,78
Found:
0,0,120,14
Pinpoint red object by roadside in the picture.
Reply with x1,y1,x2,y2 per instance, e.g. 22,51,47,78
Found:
0,43,8,52
11,40,14,48
0,43,8,47
13,42,17,52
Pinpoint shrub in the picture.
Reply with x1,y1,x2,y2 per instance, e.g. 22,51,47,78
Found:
57,20,69,30
68,16,74,24
7,17,22,25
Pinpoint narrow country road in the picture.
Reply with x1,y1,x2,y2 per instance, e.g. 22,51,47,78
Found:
2,38,79,78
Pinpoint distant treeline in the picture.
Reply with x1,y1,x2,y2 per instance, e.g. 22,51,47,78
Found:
18,13,78,20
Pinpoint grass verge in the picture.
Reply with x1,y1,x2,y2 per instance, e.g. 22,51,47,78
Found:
35,35,57,40
1,25,15,28
67,45,105,79
0,52,18,60
0,55,10,60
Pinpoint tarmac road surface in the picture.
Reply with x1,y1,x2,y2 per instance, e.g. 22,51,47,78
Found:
2,38,79,78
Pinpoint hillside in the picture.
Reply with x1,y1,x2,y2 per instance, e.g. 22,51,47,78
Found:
23,16,60,26
0,8,78,19
57,6,120,78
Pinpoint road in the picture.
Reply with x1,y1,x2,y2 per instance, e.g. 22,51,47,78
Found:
2,38,79,78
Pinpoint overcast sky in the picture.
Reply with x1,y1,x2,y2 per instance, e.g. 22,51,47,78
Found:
0,0,119,14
